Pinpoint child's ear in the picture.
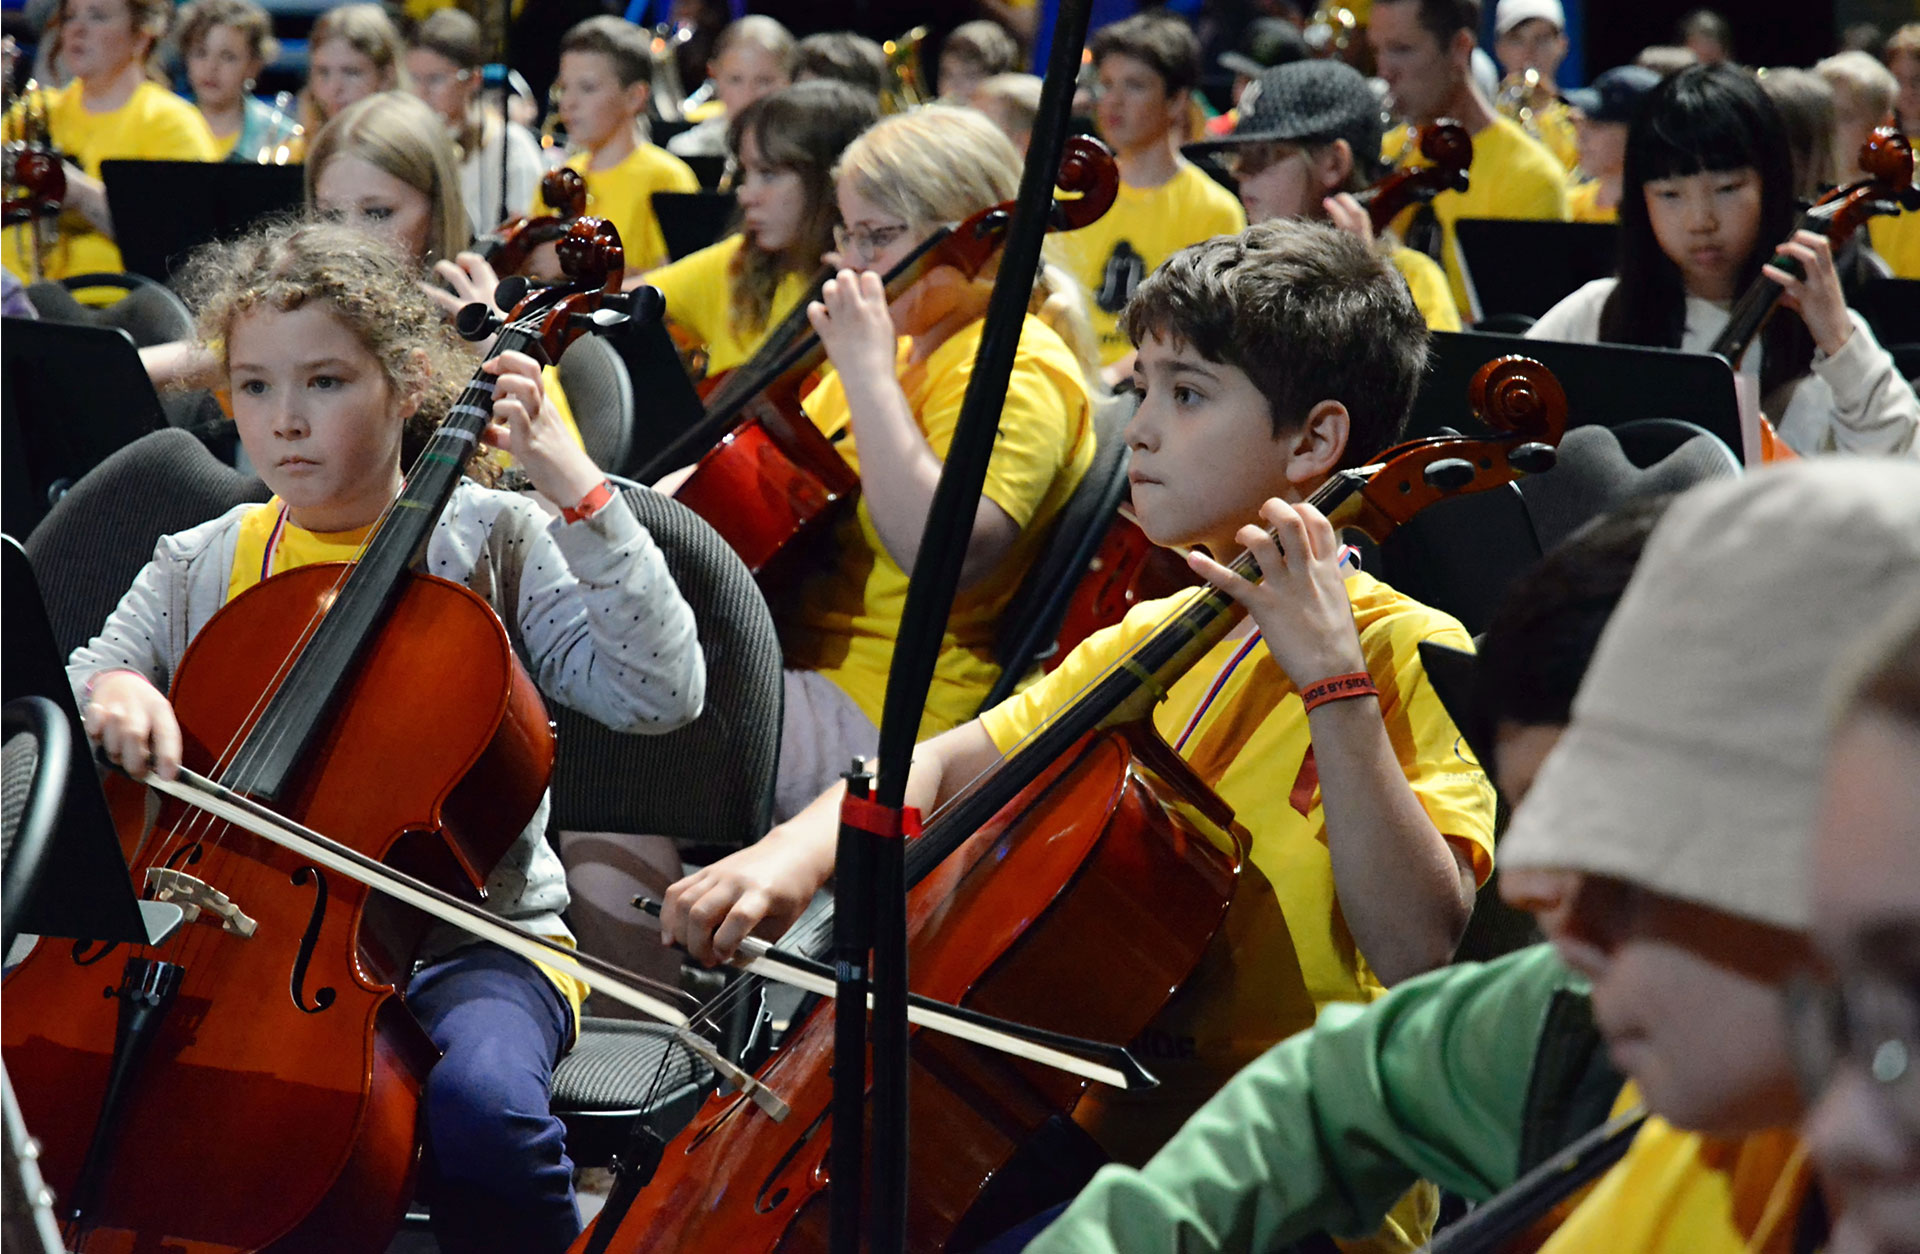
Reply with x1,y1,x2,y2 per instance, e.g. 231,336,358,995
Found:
626,77,652,119
1317,140,1356,192
1282,400,1350,487
396,348,432,420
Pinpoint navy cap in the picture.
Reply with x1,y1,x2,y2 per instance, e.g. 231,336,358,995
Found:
1186,59,1384,176
1565,65,1661,125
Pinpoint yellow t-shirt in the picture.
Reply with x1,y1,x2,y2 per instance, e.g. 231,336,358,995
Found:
784,314,1095,737
226,499,589,1025
1391,244,1462,332
1532,98,1582,175
978,575,1497,1161
1052,160,1247,364
1566,179,1619,224
1869,210,1920,280
646,233,813,376
1383,116,1570,320
564,140,700,274
1540,1119,1813,1254
4,80,219,281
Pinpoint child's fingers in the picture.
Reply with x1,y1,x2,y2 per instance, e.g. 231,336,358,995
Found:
100,708,151,779
1187,547,1252,597
1294,501,1339,562
149,707,183,782
806,300,831,334
1257,499,1311,567
481,417,514,452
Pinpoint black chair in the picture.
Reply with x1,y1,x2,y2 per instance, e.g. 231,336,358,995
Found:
546,486,783,1163
26,272,195,347
1851,279,1920,349
980,391,1138,711
2,695,72,955
557,334,635,477
1517,422,1739,555
23,429,269,658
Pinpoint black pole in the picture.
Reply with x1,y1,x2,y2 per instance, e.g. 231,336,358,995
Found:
848,0,1099,1248
498,0,511,226
827,759,876,1251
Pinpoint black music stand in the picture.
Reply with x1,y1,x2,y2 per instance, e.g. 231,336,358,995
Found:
101,159,304,284
652,190,737,262
608,287,704,476
1851,278,1920,347
1,317,167,538
682,154,728,191
1454,219,1618,322
1,537,154,946
1411,331,1744,457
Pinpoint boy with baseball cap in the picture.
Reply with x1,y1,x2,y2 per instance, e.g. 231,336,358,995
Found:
1561,65,1660,222
1492,0,1580,171
1187,58,1461,330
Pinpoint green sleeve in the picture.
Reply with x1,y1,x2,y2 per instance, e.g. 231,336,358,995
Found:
1026,945,1584,1254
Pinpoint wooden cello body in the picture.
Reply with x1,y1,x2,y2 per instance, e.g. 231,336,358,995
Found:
575,728,1243,1253
1,566,552,1252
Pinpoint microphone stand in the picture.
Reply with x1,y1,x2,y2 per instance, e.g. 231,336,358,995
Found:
826,0,1098,1247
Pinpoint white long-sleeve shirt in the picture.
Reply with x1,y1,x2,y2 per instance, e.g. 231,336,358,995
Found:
1528,277,1919,459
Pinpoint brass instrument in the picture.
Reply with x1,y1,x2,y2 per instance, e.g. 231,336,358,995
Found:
1306,3,1372,73
246,90,303,165
1495,67,1555,141
650,23,690,126
3,74,65,281
881,26,930,114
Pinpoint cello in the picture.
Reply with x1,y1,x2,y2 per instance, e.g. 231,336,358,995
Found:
0,218,684,1253
575,356,1568,1254
636,136,1121,576
1046,121,1475,671
475,165,589,278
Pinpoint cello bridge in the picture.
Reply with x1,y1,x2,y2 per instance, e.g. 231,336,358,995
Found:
144,868,258,938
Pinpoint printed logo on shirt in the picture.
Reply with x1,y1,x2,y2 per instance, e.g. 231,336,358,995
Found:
1094,239,1147,315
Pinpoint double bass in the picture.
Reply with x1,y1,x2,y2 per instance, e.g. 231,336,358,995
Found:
643,135,1120,576
1046,121,1475,670
575,356,1569,1254
0,219,683,1253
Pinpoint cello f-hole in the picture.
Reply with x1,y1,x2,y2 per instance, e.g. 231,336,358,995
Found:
288,866,337,1014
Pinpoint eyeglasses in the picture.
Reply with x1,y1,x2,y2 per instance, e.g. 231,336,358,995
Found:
832,221,913,261
1785,970,1920,1128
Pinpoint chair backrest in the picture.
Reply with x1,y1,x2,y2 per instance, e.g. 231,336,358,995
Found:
558,334,636,477
547,486,782,856
24,428,269,658
2,695,72,953
27,273,196,346
980,391,1137,711
1517,421,1738,555
651,190,737,262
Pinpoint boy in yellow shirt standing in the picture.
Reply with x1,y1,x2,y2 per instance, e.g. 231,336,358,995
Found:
663,223,1495,1249
556,16,699,273
1370,0,1569,319
1054,11,1246,374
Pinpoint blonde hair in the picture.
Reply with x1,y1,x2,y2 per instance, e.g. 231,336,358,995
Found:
181,219,476,473
1817,49,1898,118
299,3,409,134
834,105,1100,377
305,91,473,265
972,73,1042,139
1889,23,1920,63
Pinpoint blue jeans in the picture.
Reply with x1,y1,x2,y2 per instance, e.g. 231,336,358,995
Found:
407,945,580,1254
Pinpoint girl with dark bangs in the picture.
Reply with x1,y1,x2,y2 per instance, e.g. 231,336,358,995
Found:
645,81,878,378
1529,64,1918,458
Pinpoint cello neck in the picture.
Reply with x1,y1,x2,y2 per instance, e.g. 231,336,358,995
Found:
219,323,544,802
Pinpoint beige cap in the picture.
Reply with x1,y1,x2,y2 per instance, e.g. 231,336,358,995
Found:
1499,459,1920,932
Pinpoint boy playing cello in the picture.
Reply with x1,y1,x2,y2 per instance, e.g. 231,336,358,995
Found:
663,221,1495,1245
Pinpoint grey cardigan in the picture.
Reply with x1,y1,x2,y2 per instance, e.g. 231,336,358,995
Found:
69,480,706,958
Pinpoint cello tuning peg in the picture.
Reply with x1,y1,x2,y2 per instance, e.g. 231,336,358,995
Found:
1508,442,1558,475
493,274,533,312
1421,458,1477,492
455,301,503,343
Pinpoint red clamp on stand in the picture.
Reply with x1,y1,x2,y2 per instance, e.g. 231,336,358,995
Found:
839,793,923,840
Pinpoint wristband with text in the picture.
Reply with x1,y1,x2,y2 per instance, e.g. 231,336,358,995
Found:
560,478,617,524
1299,671,1380,713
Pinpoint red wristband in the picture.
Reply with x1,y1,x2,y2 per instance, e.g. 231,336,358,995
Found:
560,479,617,524
1299,671,1379,713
